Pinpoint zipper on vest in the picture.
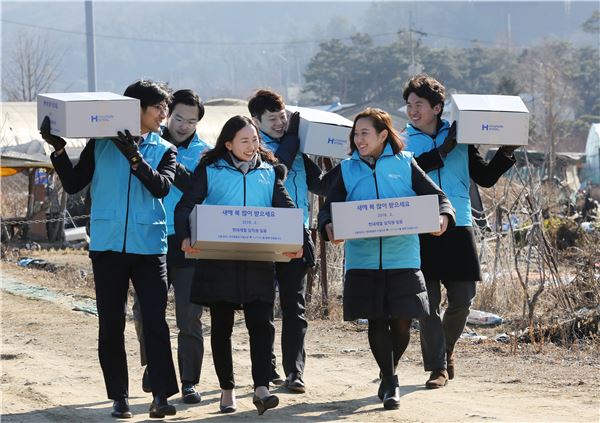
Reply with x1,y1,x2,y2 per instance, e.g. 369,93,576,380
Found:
243,174,247,206
372,166,383,270
431,133,443,189
122,170,133,253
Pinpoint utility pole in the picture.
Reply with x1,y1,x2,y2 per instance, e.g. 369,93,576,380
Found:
407,11,423,76
85,0,97,91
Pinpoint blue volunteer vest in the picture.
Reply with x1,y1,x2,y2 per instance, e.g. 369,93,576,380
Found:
261,131,309,227
404,120,472,226
89,132,170,254
163,132,210,235
204,158,275,207
341,144,421,271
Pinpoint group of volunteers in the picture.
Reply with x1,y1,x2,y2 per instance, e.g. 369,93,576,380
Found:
40,73,517,419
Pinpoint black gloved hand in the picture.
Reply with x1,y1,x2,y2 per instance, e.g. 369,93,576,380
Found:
499,145,519,157
40,116,66,151
285,111,300,137
112,130,142,165
438,121,457,158
277,112,300,168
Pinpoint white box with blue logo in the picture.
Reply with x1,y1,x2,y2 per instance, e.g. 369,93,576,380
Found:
286,105,352,159
187,204,303,262
450,94,529,146
37,92,140,138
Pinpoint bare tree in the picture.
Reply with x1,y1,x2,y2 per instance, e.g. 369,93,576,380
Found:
3,30,63,101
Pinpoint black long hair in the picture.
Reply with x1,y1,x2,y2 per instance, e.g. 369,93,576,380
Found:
201,115,277,165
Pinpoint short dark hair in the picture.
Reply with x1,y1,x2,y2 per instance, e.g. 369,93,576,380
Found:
402,74,446,115
248,89,285,120
201,115,277,165
169,89,205,121
350,108,405,155
123,79,172,110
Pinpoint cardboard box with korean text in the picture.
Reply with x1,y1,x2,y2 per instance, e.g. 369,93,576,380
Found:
285,105,352,159
331,195,440,240
186,205,303,262
37,92,140,138
450,94,529,146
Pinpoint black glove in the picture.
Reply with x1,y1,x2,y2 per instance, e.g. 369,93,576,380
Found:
438,121,457,158
39,116,66,151
499,145,519,157
112,130,142,165
285,111,300,137
276,112,300,168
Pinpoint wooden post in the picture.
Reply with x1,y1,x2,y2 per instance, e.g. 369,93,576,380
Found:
316,156,334,318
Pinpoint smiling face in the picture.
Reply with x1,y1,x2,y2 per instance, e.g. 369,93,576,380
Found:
140,101,168,133
167,103,200,144
254,109,287,139
406,92,442,135
353,117,388,158
225,124,260,162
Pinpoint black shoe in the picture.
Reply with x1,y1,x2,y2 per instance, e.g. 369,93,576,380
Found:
219,391,236,414
270,371,285,386
111,398,133,418
181,383,201,404
252,394,279,415
284,373,306,393
382,375,400,410
142,367,151,393
149,395,176,419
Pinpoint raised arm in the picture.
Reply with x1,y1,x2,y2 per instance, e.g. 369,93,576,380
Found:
468,145,516,188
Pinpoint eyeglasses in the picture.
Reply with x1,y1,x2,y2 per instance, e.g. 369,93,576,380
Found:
151,104,169,114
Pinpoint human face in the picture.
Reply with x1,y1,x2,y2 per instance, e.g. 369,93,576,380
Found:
406,92,441,136
140,101,168,134
353,117,388,158
167,103,199,144
254,109,287,139
225,124,260,162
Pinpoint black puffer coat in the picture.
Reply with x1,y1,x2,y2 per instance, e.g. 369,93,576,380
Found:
174,153,295,307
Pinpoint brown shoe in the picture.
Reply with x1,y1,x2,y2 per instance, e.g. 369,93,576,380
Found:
425,369,448,389
446,350,455,380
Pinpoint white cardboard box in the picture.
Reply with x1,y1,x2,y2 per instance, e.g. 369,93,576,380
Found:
37,92,140,138
450,94,529,146
187,204,303,262
331,195,440,240
286,105,352,159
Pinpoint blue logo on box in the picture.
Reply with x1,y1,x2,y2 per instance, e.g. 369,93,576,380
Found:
327,137,346,146
43,100,58,109
481,123,503,132
90,114,114,123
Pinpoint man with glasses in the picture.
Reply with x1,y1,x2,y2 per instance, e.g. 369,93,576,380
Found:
42,79,179,419
133,89,210,405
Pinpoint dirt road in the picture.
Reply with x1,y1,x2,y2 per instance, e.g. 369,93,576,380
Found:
1,262,599,422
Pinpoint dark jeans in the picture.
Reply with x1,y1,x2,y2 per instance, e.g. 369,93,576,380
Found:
419,280,476,371
210,301,272,389
133,265,204,385
91,251,178,400
271,258,308,378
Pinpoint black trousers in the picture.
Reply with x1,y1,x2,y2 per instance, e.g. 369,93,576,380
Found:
271,258,308,377
90,251,178,400
210,301,272,390
133,265,204,385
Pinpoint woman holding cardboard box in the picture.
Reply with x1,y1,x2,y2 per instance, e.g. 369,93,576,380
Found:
174,115,300,415
402,74,517,389
317,108,455,410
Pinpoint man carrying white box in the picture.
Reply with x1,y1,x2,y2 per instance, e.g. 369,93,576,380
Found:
248,89,331,393
41,80,179,419
402,74,518,390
